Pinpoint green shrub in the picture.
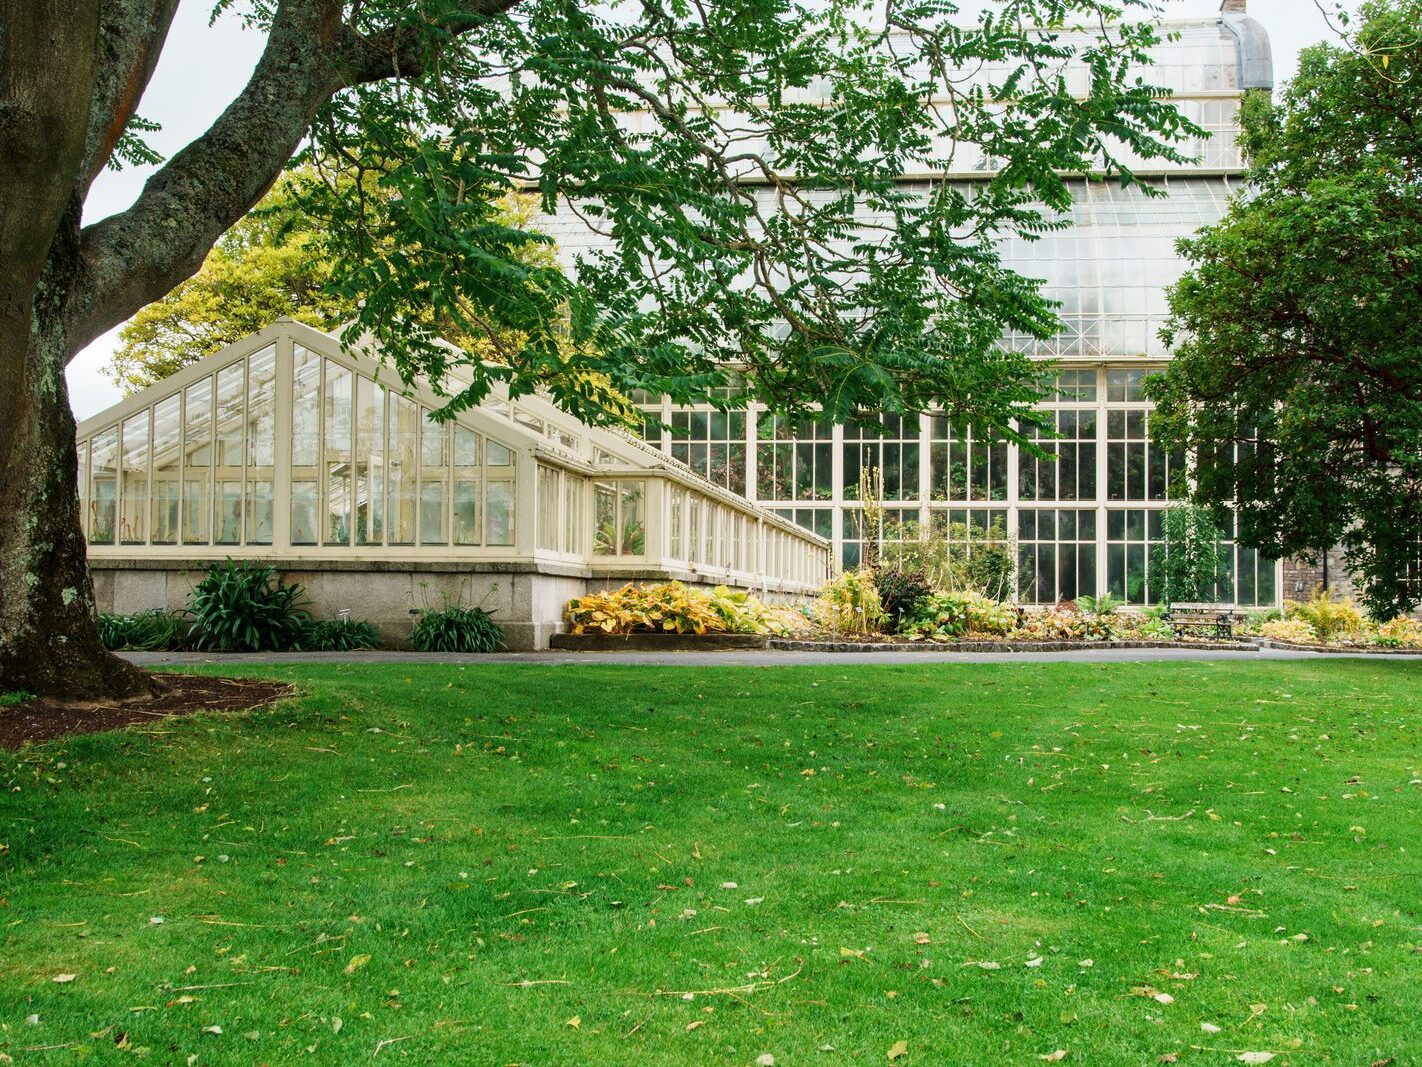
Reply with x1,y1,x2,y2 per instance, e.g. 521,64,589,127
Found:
961,592,1016,637
1285,588,1362,641
882,516,1015,599
97,609,184,651
1076,593,1121,617
1,690,36,708
899,593,971,642
1374,616,1422,649
185,560,311,652
298,619,383,652
873,567,932,631
410,607,504,653
817,569,885,634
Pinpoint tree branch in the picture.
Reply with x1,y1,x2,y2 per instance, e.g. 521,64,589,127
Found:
78,0,182,194
65,0,517,356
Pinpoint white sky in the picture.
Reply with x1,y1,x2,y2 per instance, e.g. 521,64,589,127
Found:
68,0,1342,421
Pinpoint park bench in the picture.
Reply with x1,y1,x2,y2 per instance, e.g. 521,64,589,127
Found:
1163,602,1239,641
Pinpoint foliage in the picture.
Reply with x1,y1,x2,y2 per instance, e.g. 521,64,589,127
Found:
961,592,1017,637
1259,618,1321,646
1128,615,1174,641
898,593,971,642
1285,589,1364,642
564,582,798,637
97,610,184,652
882,516,1016,599
1010,609,1089,643
297,619,384,653
1149,0,1422,617
107,172,355,394
278,0,1199,435
0,690,36,707
1076,593,1122,617
1147,504,1227,607
1374,616,1422,649
1242,608,1283,634
410,606,504,653
184,561,311,652
873,567,932,632
817,570,885,635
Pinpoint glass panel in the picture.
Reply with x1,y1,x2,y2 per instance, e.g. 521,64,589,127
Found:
120,411,150,544
183,378,212,544
291,480,319,546
355,376,385,546
77,442,90,540
538,466,559,552
593,482,616,556
244,346,276,544
214,361,245,544
618,482,645,555
387,395,418,545
324,360,352,545
88,428,118,544
291,346,320,544
486,480,514,546
487,439,512,466
453,427,480,545
420,411,448,546
245,479,273,544
563,477,580,554
292,346,320,466
150,395,181,544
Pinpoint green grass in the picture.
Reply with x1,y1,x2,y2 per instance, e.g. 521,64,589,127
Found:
3,661,1420,1065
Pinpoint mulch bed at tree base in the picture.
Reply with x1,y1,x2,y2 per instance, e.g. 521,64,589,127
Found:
0,675,295,750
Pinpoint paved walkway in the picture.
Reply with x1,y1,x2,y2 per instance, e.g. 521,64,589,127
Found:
120,646,1422,667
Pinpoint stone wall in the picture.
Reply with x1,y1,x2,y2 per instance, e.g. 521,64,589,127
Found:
89,559,808,650
1280,546,1359,604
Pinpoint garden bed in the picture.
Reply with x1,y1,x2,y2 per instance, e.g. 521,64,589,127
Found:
770,637,1259,653
549,632,770,652
1256,638,1422,655
0,675,294,749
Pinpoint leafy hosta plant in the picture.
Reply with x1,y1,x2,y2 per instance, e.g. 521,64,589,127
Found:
899,594,972,642
960,593,1016,638
184,560,311,652
566,582,797,636
1010,610,1089,643
1374,616,1422,649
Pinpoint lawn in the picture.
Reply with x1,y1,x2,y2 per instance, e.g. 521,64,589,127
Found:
2,661,1420,1065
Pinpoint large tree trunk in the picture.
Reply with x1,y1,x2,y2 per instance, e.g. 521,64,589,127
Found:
0,1,154,699
0,214,156,699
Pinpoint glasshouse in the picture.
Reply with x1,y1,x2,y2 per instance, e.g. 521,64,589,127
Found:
76,319,831,648
538,6,1292,609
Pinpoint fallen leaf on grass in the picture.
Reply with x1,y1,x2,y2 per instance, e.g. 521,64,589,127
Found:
887,1040,909,1061
1040,1052,1068,1063
686,1020,706,1032
1236,1055,1275,1065
52,974,76,983
344,954,372,975
1201,1022,1222,1033
566,1016,580,1029
912,932,931,945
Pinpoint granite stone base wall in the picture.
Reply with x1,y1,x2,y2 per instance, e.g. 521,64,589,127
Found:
1281,546,1358,603
88,561,809,650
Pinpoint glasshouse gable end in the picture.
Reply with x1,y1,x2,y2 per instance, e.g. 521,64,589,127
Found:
75,319,830,648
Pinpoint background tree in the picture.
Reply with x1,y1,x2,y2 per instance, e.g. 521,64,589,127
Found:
1148,503,1226,607
1149,0,1422,618
0,0,1196,698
